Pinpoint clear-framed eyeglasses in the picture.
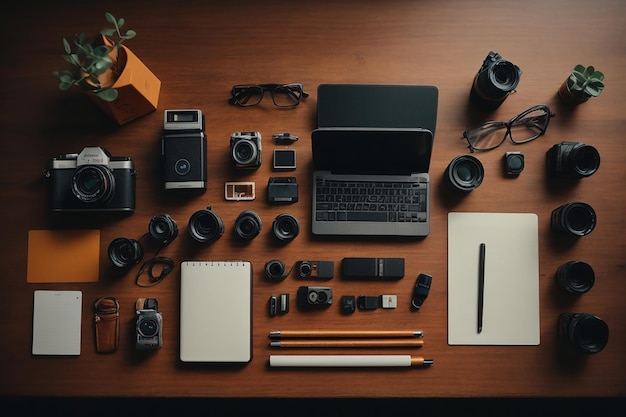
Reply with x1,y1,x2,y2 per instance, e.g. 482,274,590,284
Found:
229,83,309,108
462,104,555,152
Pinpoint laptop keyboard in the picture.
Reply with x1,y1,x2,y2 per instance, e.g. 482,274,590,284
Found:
315,178,427,223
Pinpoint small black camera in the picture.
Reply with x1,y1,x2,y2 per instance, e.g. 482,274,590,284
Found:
470,51,522,109
297,286,333,309
161,109,207,191
46,146,136,212
296,261,334,279
546,141,600,178
231,131,262,169
135,298,162,350
267,176,298,203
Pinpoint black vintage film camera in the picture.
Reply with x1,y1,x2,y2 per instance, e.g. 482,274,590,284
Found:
46,146,136,212
161,109,207,191
135,298,163,350
231,131,262,169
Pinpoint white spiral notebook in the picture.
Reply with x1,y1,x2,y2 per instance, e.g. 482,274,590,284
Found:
179,260,252,363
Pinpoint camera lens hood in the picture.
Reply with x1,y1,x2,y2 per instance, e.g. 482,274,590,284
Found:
234,210,262,240
551,201,596,237
188,207,224,243
149,213,179,245
272,213,300,242
445,155,484,192
108,237,144,269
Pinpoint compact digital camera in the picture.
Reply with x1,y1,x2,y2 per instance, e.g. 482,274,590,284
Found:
161,109,207,191
230,131,262,168
546,141,600,178
135,298,162,350
297,286,333,309
46,146,136,212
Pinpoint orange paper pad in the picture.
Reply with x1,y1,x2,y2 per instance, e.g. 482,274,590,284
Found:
27,230,100,283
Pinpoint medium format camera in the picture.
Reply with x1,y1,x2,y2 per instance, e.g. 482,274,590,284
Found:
231,131,262,168
135,298,162,350
546,141,600,178
297,286,333,309
46,146,136,212
470,51,522,109
161,109,207,191
267,176,298,203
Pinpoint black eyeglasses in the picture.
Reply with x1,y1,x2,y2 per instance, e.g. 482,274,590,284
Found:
229,83,309,108
462,104,555,152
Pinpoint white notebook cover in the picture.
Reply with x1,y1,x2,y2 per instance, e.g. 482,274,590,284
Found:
448,213,540,345
32,290,82,355
179,260,252,362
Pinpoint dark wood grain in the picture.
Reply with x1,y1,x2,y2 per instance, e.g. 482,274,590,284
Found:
1,0,624,398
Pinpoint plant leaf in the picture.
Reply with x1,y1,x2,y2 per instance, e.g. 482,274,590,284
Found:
105,12,117,26
100,28,116,36
124,29,136,39
573,64,585,73
97,88,119,102
62,38,72,54
583,65,594,78
591,71,604,81
117,17,125,28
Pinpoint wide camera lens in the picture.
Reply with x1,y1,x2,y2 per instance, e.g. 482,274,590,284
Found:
149,213,179,244
234,210,262,240
556,261,595,294
232,139,258,166
445,155,484,192
71,165,115,204
551,201,596,237
558,312,609,354
188,208,224,243
570,144,601,177
272,213,300,242
108,237,144,268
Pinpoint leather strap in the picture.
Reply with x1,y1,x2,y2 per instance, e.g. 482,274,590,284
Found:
94,297,120,353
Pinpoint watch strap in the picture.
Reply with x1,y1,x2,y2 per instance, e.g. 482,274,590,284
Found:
94,296,120,353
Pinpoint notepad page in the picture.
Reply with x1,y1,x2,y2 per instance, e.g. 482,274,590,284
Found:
32,290,82,355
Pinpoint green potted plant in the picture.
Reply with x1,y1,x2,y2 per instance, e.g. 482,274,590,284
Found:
558,64,605,105
53,12,161,125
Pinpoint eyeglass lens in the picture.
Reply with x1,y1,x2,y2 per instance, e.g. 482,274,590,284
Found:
231,84,304,107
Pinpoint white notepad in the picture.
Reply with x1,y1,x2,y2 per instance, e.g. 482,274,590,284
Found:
32,290,82,355
448,213,540,345
179,260,252,363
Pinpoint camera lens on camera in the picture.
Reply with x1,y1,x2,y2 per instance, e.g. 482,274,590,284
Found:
138,318,159,337
551,201,596,237
272,213,300,242
546,142,601,178
234,210,262,240
149,213,179,244
188,207,224,243
232,139,258,166
445,155,484,192
71,165,115,204
265,259,287,281
108,237,144,269
470,52,522,109
558,312,609,354
298,261,313,278
556,261,595,294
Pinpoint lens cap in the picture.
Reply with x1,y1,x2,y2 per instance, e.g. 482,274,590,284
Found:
445,155,485,192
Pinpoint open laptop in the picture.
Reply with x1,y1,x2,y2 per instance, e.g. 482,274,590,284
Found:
311,127,433,237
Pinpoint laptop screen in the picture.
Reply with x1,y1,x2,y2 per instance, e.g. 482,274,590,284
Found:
311,128,433,175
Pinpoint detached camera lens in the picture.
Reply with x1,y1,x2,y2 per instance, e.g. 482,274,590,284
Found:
149,213,179,244
234,210,262,240
108,237,144,269
551,201,596,237
71,165,115,204
559,312,609,354
556,261,595,294
272,213,300,242
265,259,287,281
570,144,601,177
188,208,224,243
445,155,484,192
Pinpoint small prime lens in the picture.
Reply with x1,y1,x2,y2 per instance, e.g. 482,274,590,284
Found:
71,165,115,204
188,207,224,243
149,213,179,244
108,237,144,268
234,210,262,240
570,144,601,177
556,261,595,294
551,201,596,237
445,155,485,192
265,259,287,281
272,213,300,242
558,312,609,354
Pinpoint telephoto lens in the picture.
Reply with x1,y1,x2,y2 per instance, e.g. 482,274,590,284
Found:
555,261,595,294
108,237,144,268
551,201,596,237
558,312,609,354
234,210,262,240
444,155,484,192
188,206,224,243
148,213,179,245
272,213,300,242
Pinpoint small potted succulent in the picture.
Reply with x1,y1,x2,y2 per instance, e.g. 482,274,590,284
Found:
558,65,605,105
53,12,161,125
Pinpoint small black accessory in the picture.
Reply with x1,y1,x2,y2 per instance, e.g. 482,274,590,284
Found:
230,83,309,108
504,151,524,176
272,213,300,242
279,293,290,314
558,312,609,354
444,155,484,192
556,261,595,294
188,206,224,243
546,141,600,178
135,256,175,287
264,259,288,281
148,213,179,245
341,295,356,314
272,132,299,144
551,201,597,237
108,237,144,269
296,260,334,279
357,295,397,310
341,257,404,280
297,286,333,309
268,295,278,317
470,51,522,109
234,210,262,240
267,176,298,203
411,273,432,310
273,149,297,170
230,131,262,169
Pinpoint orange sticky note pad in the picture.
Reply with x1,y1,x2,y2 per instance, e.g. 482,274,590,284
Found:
27,230,100,283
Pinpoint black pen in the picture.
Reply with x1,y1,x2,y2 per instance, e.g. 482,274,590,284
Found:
477,243,486,333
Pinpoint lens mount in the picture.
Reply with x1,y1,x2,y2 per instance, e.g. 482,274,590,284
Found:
71,165,115,204
445,155,484,192
108,237,144,269
149,213,179,245
272,213,300,242
234,210,262,240
188,208,224,243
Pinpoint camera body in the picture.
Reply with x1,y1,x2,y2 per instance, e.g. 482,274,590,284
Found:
297,286,333,309
162,109,207,191
267,176,298,203
546,141,600,178
47,146,136,212
231,131,262,169
470,51,522,109
135,298,162,350
296,261,334,279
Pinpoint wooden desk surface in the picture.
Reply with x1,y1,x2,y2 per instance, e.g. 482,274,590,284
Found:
1,0,624,398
